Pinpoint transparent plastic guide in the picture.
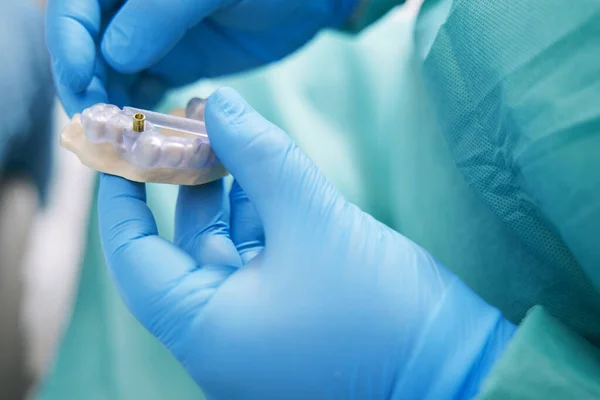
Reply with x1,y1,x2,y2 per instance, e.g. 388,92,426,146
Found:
123,107,207,137
80,103,218,170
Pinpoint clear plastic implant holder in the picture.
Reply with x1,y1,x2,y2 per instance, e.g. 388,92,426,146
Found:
80,103,220,170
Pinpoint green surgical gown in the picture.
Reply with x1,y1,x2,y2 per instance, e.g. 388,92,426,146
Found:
37,0,600,398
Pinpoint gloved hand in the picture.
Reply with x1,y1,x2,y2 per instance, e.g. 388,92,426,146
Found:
99,87,516,399
46,0,359,115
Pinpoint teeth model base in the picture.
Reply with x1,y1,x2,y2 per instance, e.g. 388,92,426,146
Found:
61,102,227,185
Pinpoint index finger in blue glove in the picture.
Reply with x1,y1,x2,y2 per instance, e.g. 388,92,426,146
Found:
98,174,235,349
101,0,237,74
46,0,106,92
55,73,108,117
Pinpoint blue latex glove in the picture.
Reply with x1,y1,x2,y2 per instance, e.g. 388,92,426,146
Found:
46,0,359,115
99,87,516,399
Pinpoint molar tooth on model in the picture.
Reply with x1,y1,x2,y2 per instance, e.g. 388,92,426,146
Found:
81,103,120,142
182,139,201,169
162,140,186,168
186,98,206,121
132,133,163,168
106,113,133,154
186,139,210,169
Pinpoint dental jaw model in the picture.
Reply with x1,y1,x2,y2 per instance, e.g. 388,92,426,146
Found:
60,99,227,185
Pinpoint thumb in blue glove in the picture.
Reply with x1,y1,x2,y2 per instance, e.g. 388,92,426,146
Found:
98,87,515,399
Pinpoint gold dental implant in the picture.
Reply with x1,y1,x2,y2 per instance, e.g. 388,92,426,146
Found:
133,113,146,132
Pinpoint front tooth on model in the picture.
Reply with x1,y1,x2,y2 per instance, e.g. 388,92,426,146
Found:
132,133,163,168
81,103,120,142
185,139,210,169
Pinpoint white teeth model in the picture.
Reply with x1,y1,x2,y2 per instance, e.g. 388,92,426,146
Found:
81,103,121,142
162,140,186,169
105,113,131,155
60,100,228,185
131,133,163,167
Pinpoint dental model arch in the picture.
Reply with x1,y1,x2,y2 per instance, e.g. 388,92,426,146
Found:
61,101,227,185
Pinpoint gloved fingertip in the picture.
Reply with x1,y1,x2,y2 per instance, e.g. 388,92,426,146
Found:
205,87,258,157
56,75,109,117
52,54,94,94
206,86,246,119
101,28,143,74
